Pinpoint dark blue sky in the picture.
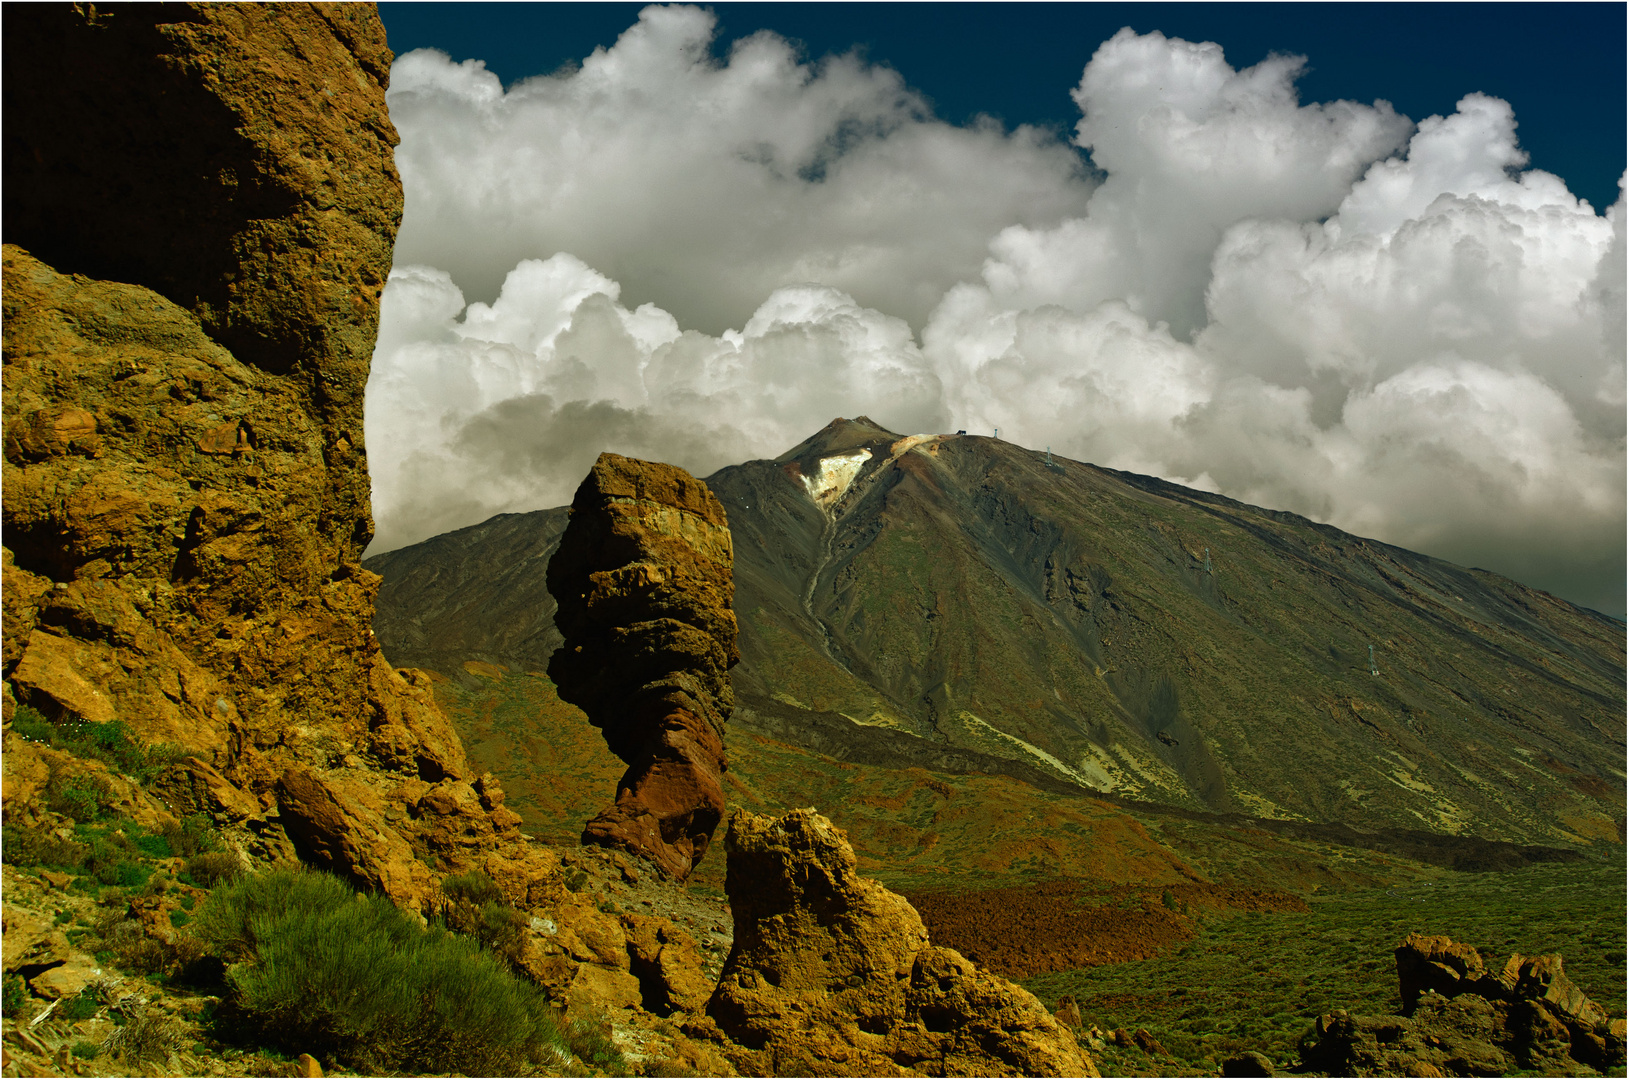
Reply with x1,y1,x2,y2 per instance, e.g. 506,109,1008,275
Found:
378,2,1626,214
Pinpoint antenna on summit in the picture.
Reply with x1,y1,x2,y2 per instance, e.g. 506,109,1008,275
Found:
993,427,999,439
1046,446,1053,466
1368,644,1379,677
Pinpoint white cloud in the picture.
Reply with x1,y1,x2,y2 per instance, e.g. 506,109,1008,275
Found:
366,257,943,551
369,12,1625,615
385,3,1094,335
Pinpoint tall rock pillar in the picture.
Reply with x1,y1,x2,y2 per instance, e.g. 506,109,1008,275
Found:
547,453,738,880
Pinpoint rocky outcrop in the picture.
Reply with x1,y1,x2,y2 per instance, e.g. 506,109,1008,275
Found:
0,4,518,914
1299,933,1626,1076
699,808,1096,1077
547,453,738,880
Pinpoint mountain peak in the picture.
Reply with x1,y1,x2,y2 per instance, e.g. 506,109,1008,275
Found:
775,415,904,465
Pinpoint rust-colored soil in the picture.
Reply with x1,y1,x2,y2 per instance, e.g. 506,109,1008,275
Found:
905,880,1308,981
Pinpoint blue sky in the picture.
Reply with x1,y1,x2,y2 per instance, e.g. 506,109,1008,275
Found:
379,2,1626,213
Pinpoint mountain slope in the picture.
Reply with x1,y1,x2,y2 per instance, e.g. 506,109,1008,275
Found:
368,418,1625,848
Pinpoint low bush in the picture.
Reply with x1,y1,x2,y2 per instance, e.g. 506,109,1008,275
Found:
47,769,115,822
567,1012,629,1073
2,823,89,869
181,851,243,889
92,910,173,975
192,867,573,1075
439,870,528,970
3,976,27,1014
101,1007,184,1067
164,815,222,860
61,993,101,1021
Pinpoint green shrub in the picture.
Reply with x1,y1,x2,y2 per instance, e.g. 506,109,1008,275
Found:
2,824,88,869
193,868,572,1075
439,870,528,971
133,831,172,859
11,705,55,742
62,993,101,1021
182,851,243,889
69,1041,101,1060
164,814,221,859
16,707,190,786
442,869,506,908
2,975,27,1013
48,771,112,821
567,1012,629,1074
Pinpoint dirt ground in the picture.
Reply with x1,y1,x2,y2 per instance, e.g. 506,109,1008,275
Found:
905,879,1308,980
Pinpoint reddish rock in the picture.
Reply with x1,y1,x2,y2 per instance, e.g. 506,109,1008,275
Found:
623,912,714,1016
1396,932,1497,1013
547,453,738,880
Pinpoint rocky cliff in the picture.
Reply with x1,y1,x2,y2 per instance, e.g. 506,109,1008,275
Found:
0,11,1144,1076
547,453,739,880
0,2,524,913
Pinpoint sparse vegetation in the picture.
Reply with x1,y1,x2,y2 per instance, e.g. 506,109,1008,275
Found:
1024,860,1628,1075
192,867,576,1075
2,975,26,1014
13,704,189,788
100,1006,185,1068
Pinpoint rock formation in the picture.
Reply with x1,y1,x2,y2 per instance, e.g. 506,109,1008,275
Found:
1299,932,1626,1076
699,808,1096,1077
547,453,738,880
0,3,522,914
0,11,743,1075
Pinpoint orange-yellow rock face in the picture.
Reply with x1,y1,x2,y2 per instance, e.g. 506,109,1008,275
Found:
705,808,1097,1077
547,453,738,880
0,4,513,913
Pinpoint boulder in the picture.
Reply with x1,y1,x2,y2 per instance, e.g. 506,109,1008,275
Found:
623,912,714,1016
1302,935,1625,1075
704,808,1096,1077
547,453,738,880
1221,1051,1276,1076
274,767,437,913
1396,932,1498,1012
2,905,69,973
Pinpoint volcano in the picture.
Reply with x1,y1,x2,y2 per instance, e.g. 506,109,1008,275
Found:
368,417,1625,849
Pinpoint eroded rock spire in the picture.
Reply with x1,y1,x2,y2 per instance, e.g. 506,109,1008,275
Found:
547,453,738,879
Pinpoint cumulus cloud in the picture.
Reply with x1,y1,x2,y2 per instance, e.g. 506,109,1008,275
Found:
385,3,1094,334
368,10,1625,615
366,256,943,550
